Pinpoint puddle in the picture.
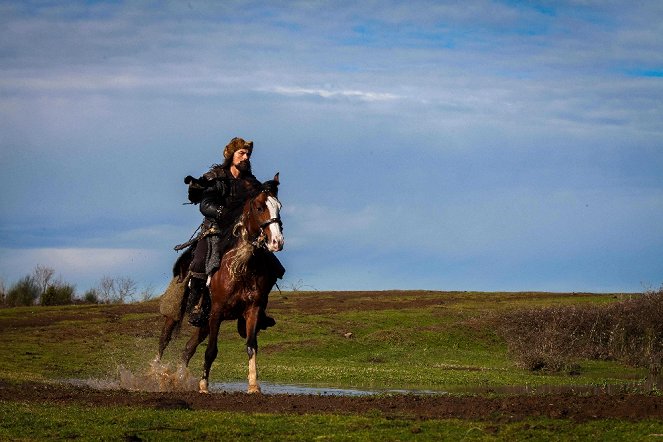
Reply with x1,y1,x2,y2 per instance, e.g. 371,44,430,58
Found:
62,359,662,396
63,361,444,395
209,381,379,396
65,375,661,396
65,375,442,396
207,381,447,396
62,359,451,396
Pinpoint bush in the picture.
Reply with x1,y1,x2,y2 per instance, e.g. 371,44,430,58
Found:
0,278,5,306
40,283,75,306
496,304,590,372
82,289,99,304
497,289,663,373
5,276,40,307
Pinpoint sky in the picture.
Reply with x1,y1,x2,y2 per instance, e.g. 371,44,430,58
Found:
1,0,662,296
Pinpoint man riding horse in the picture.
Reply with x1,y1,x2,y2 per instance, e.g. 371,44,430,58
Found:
184,137,277,329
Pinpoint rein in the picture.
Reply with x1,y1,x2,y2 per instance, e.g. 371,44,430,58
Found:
227,183,282,281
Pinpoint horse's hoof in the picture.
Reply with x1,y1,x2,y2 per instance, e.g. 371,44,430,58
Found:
199,379,210,394
247,384,261,394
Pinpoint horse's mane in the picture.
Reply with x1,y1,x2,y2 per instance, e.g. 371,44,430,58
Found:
227,216,255,280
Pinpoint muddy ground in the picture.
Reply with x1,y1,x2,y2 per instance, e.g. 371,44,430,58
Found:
1,379,662,422
2,291,662,422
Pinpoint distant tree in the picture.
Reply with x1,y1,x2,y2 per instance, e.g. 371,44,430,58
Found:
140,283,156,302
116,277,137,303
286,278,316,292
82,289,99,304
98,276,115,303
41,283,75,306
6,275,40,307
96,275,137,304
33,265,55,297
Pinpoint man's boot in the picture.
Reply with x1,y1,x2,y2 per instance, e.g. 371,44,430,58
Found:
188,277,209,327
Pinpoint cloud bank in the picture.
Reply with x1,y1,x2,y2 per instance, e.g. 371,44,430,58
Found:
1,1,662,294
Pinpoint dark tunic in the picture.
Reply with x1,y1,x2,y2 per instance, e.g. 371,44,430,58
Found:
190,165,263,276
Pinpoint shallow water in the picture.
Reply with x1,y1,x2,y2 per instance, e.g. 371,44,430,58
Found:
64,359,662,396
207,381,450,396
63,359,450,395
65,375,659,396
64,361,443,395
209,381,379,396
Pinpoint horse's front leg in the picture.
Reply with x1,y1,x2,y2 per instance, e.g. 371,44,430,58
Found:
199,313,222,394
244,306,261,394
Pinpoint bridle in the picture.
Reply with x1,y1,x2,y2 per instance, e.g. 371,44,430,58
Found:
248,191,283,249
259,216,282,231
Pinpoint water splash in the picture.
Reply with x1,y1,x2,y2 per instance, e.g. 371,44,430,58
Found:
66,359,198,392
116,358,199,392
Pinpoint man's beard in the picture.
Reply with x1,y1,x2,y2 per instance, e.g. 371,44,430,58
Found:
236,159,252,174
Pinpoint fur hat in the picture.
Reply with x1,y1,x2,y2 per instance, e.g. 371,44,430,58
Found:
223,137,253,160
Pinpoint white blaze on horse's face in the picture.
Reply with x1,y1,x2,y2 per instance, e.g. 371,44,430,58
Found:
265,196,284,252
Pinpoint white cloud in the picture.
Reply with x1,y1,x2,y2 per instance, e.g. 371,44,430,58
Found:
1,1,662,293
0,247,171,292
266,86,401,102
0,247,153,271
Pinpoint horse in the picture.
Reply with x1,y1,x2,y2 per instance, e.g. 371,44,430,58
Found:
157,173,284,394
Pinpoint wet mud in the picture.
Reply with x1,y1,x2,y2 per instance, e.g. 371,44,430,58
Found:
1,379,662,422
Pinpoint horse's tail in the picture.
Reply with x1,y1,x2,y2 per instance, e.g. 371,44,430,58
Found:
171,315,183,339
159,273,191,322
177,284,189,329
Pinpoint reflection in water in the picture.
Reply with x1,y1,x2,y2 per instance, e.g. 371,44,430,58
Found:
209,381,380,396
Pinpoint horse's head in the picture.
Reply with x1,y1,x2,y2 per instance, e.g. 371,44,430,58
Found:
245,173,284,253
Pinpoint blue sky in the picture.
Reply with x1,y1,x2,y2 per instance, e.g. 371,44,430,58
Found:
1,1,662,295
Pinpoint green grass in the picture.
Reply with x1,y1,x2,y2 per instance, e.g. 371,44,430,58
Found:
2,402,663,441
0,290,658,440
0,291,649,390
246,292,647,390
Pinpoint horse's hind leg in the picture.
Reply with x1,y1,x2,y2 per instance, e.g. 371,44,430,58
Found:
157,316,180,361
182,325,209,367
244,306,261,394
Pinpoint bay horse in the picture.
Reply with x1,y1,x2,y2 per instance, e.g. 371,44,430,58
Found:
158,173,284,394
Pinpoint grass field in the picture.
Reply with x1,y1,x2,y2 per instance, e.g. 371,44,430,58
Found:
1,290,662,440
